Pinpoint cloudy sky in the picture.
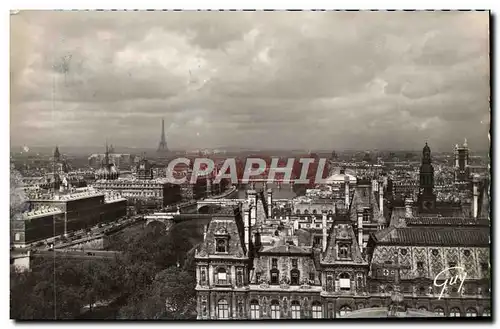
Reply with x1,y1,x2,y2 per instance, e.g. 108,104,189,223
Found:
10,11,490,151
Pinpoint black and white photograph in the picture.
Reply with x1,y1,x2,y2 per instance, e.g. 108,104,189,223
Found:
9,9,491,320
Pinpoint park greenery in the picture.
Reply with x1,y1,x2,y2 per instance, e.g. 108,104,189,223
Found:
10,218,209,320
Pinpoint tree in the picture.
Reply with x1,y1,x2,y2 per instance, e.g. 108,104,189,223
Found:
10,165,27,220
118,266,196,320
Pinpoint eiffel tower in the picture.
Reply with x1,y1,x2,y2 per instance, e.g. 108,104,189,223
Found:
157,118,169,153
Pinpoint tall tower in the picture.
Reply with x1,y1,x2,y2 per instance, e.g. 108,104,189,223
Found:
54,145,61,162
455,138,470,182
418,142,436,212
157,118,169,152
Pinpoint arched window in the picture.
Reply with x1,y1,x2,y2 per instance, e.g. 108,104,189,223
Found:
434,307,445,316
466,308,478,317
418,306,428,312
14,233,20,241
290,268,300,285
217,299,229,319
339,305,352,316
250,300,260,319
217,268,227,285
312,209,317,214
238,301,244,318
304,210,309,215
270,268,280,285
339,272,351,290
201,301,208,317
291,301,301,319
449,308,461,317
326,275,334,292
357,274,364,290
312,301,322,319
296,209,301,214
482,309,491,317
271,300,280,319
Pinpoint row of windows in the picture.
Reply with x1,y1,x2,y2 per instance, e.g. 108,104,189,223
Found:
415,261,489,276
418,307,489,317
295,209,334,215
210,301,490,319
214,299,323,319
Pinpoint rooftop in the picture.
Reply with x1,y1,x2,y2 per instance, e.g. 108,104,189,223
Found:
22,206,63,220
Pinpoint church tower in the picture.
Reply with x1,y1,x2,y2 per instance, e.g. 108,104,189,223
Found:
418,142,436,212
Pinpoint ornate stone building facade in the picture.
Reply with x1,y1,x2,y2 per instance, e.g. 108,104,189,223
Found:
194,143,491,319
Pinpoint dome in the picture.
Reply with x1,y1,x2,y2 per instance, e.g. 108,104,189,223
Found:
325,172,357,185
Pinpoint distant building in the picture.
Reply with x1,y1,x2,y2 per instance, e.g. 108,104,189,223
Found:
454,139,470,183
11,188,126,247
194,144,490,319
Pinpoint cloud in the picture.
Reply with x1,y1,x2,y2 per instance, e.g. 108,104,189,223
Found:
10,11,490,151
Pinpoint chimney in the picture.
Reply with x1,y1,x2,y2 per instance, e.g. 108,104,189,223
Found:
344,176,350,208
203,224,208,241
372,179,379,193
357,212,363,253
322,212,328,252
247,190,257,226
473,175,480,219
254,231,262,252
267,188,273,218
244,207,251,253
405,199,413,218
379,180,384,216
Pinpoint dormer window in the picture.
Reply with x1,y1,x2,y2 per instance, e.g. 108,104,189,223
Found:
338,243,351,259
363,209,370,222
216,238,228,253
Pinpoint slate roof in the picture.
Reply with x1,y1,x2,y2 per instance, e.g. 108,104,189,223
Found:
406,217,490,227
349,185,385,224
373,226,490,247
196,214,247,259
260,244,311,255
322,221,366,265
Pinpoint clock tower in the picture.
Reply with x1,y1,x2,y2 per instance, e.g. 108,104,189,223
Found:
418,142,436,212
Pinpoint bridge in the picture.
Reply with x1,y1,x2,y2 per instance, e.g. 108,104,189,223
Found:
164,186,239,213
196,198,243,211
144,212,214,230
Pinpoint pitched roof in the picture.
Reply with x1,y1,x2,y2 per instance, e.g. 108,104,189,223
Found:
322,221,366,265
196,215,247,258
373,226,490,247
260,244,311,255
406,217,490,227
349,185,385,224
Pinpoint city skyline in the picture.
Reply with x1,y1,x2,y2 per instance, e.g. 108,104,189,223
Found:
11,11,490,151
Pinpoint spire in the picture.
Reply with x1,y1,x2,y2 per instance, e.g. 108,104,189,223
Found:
464,138,468,148
54,145,60,161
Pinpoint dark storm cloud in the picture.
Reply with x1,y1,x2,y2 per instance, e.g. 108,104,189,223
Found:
10,11,490,151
